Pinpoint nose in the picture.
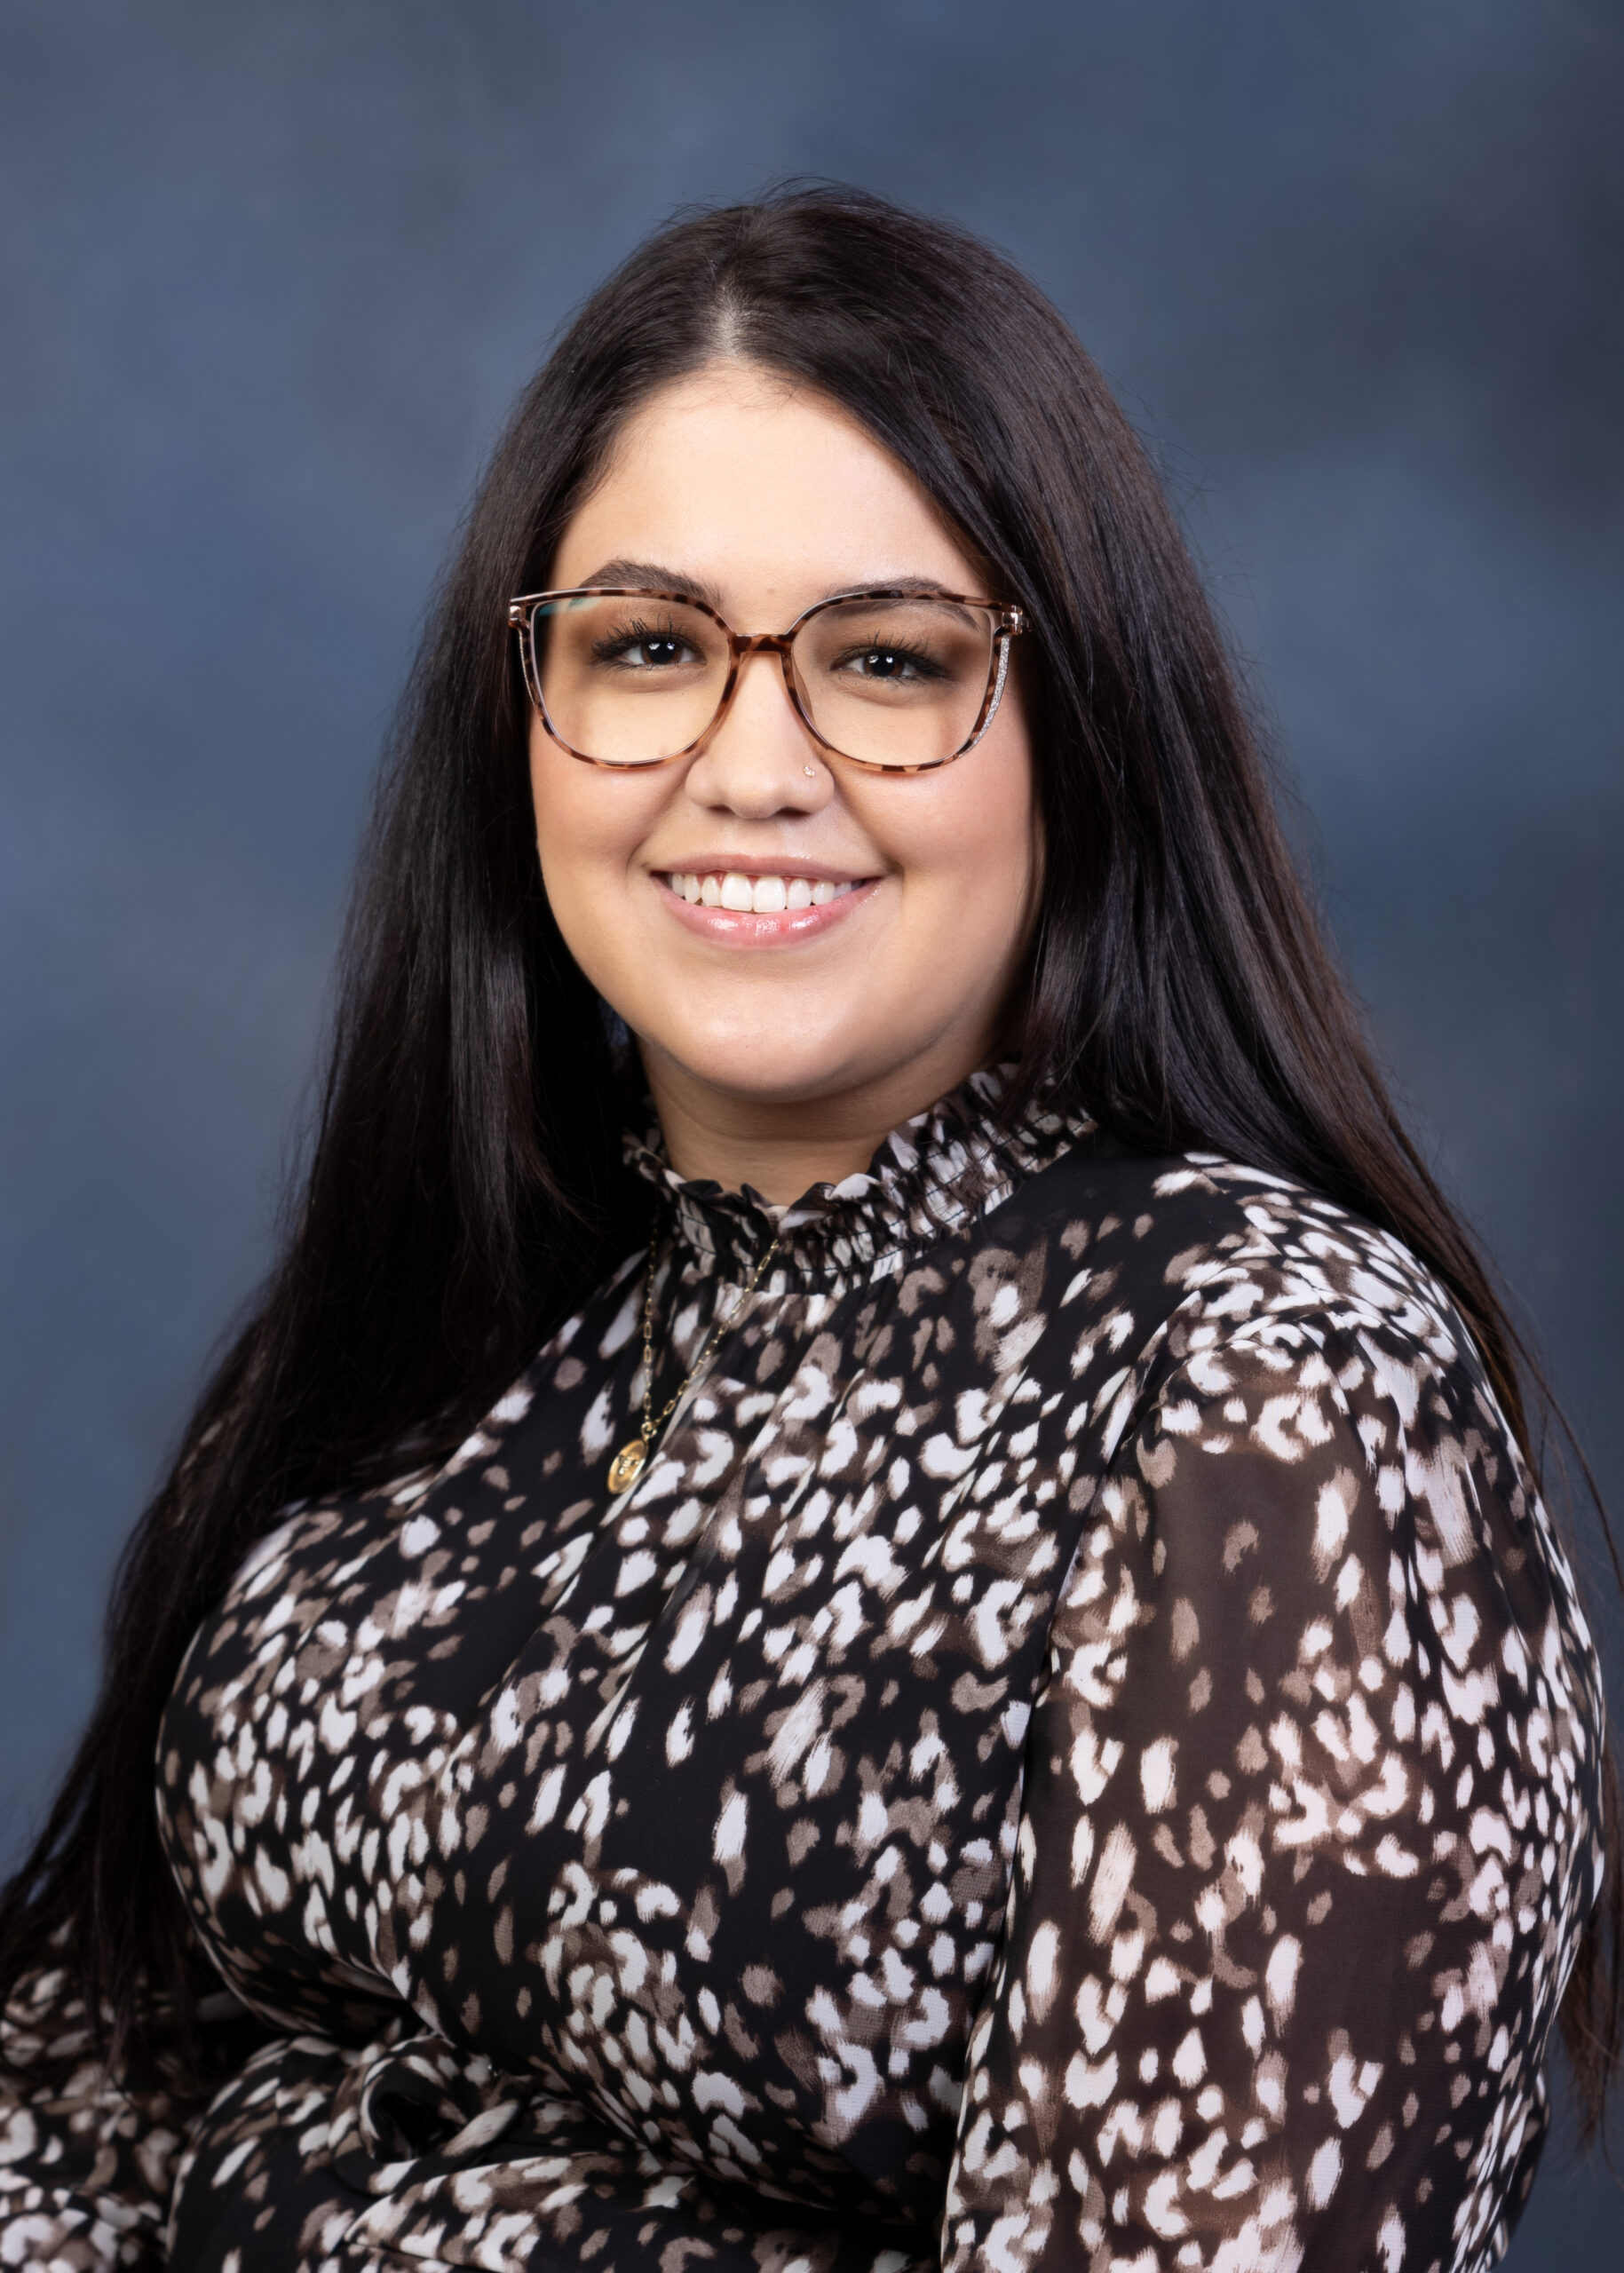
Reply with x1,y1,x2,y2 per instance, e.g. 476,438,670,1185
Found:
681,640,831,820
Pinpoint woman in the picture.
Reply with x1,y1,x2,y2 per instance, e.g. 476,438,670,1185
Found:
0,187,1612,2273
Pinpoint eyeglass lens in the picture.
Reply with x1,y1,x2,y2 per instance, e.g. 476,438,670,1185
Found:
528,593,998,767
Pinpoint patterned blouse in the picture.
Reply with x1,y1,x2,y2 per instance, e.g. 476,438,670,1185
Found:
0,1073,1605,2273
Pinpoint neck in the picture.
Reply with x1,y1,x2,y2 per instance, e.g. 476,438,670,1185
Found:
642,1041,999,1204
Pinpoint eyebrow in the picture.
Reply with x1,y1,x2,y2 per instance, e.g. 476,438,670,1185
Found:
578,559,728,610
574,560,977,616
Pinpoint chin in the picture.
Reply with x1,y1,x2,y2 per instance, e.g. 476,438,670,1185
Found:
677,1049,867,1106
640,1013,876,1105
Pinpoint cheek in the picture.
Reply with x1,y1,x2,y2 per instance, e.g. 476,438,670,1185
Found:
910,732,1037,947
531,740,597,871
529,741,652,907
528,748,646,1000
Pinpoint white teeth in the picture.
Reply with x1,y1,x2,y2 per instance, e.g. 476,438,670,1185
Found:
665,871,859,910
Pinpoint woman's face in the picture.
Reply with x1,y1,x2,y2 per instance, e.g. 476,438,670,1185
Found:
529,364,1038,1142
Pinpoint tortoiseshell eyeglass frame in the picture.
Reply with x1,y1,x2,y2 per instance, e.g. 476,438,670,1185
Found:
505,586,1026,775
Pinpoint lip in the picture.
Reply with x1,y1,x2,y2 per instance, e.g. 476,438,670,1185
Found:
649,863,881,946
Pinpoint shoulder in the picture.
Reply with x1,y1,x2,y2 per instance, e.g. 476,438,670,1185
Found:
1024,1150,1595,1726
1001,1136,1480,1414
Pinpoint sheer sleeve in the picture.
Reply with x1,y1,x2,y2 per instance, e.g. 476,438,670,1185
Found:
940,1299,1604,2273
0,1931,266,2270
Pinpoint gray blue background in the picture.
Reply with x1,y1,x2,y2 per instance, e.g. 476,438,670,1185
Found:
3,4,1620,2260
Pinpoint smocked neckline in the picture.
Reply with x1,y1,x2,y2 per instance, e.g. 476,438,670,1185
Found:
621,1065,1096,1287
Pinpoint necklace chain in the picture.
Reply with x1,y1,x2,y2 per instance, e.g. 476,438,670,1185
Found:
606,1232,781,1493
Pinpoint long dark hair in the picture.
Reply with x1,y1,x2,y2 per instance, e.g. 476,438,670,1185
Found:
4,184,1618,2133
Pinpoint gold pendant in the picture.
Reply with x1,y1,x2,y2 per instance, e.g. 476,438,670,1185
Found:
607,1439,648,1493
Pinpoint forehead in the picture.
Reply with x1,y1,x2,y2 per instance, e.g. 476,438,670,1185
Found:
550,362,979,604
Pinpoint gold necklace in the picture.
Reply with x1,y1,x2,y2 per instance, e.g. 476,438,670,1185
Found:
606,1232,781,1493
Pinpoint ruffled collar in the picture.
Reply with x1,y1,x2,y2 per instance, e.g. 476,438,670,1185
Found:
622,1065,1096,1288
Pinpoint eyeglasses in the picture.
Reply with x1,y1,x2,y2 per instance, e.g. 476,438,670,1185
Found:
506,585,1025,773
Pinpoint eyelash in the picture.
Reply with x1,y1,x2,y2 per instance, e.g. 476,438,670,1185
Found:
834,640,945,678
589,617,696,665
585,622,948,679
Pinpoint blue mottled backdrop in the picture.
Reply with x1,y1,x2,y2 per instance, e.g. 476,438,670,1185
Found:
2,5,1620,2259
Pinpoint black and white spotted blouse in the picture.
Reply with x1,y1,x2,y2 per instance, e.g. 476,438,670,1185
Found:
0,1073,1605,2273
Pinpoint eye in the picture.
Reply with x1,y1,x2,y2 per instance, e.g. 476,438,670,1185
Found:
835,642,943,684
590,620,702,670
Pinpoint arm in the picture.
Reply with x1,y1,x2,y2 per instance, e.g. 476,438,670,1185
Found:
0,1931,266,2270
941,1306,1604,2270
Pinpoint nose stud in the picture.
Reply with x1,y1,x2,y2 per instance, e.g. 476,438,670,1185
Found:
803,764,818,777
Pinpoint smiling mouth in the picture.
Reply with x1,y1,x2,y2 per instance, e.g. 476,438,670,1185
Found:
659,869,872,913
